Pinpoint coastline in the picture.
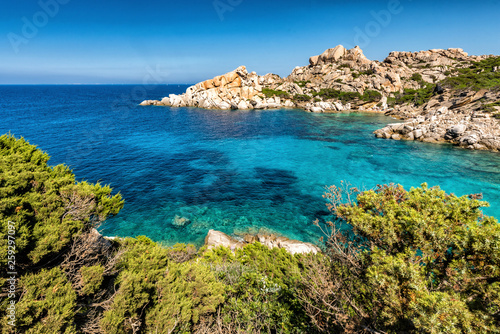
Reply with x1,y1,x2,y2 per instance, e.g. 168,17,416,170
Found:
140,44,500,153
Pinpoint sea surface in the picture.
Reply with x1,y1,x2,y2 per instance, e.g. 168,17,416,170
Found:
1,85,500,246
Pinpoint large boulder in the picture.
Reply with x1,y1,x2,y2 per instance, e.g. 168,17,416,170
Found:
204,230,244,250
309,55,320,66
204,230,321,255
446,124,467,138
318,45,347,64
277,239,321,255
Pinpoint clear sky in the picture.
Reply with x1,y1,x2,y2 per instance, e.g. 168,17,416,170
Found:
1,0,499,84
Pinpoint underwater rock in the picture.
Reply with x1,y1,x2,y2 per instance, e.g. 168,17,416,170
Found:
172,215,191,227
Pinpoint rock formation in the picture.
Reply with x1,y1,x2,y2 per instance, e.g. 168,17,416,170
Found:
204,229,321,255
140,45,500,152
374,89,500,151
140,66,292,110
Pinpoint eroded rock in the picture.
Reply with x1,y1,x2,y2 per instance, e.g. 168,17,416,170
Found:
204,230,321,255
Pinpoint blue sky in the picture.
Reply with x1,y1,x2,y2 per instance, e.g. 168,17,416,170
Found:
1,0,499,84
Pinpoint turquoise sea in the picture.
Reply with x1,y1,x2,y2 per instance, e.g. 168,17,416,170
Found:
1,85,500,246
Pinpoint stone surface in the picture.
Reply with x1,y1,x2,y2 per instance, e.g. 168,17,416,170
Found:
204,230,321,255
138,44,500,152
204,230,244,250
374,89,500,152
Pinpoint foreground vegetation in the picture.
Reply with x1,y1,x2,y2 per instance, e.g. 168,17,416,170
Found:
1,134,500,333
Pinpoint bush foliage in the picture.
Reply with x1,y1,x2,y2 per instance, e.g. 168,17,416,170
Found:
261,88,290,99
312,88,382,103
0,134,124,267
390,84,436,106
442,56,500,90
309,182,500,333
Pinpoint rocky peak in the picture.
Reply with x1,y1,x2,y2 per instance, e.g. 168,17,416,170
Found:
309,45,371,66
383,48,470,68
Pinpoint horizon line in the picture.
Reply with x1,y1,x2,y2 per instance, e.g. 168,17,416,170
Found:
0,83,195,86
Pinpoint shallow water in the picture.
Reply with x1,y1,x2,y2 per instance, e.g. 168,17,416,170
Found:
1,85,499,246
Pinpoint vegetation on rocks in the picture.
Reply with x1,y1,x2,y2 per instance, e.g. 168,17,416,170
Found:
261,88,290,99
293,94,311,102
312,88,382,104
2,134,500,333
442,56,500,90
294,81,311,88
389,83,436,107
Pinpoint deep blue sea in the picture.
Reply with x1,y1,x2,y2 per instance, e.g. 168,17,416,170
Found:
1,85,500,246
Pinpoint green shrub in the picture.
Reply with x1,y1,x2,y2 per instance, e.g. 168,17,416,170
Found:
262,88,290,99
145,261,225,333
295,80,311,88
2,268,77,333
359,69,375,76
167,243,197,263
80,264,105,295
483,101,500,113
393,84,436,106
442,57,500,90
361,90,382,102
0,134,123,267
220,272,302,333
134,235,155,245
204,243,313,333
410,73,424,83
100,238,170,333
293,94,311,102
313,183,500,333
312,89,361,102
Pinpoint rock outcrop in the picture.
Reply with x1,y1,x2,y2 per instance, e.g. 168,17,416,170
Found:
204,230,245,250
141,46,493,112
204,229,321,255
374,89,500,151
140,44,500,152
140,66,294,110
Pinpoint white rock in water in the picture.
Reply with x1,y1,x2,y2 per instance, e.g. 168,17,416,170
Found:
334,102,345,111
139,100,155,106
205,230,244,250
237,100,250,110
160,97,171,105
218,101,232,110
204,230,321,255
310,107,324,113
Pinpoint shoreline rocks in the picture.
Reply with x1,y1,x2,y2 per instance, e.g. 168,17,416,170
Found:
140,44,500,152
204,229,321,255
375,89,500,152
140,66,296,110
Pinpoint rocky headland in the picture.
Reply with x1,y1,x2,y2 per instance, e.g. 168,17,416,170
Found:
141,45,500,152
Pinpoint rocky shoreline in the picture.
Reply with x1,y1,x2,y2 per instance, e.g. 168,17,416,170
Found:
204,229,321,255
375,89,500,151
141,45,500,152
104,228,320,255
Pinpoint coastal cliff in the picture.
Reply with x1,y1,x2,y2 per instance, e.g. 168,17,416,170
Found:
141,45,500,152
